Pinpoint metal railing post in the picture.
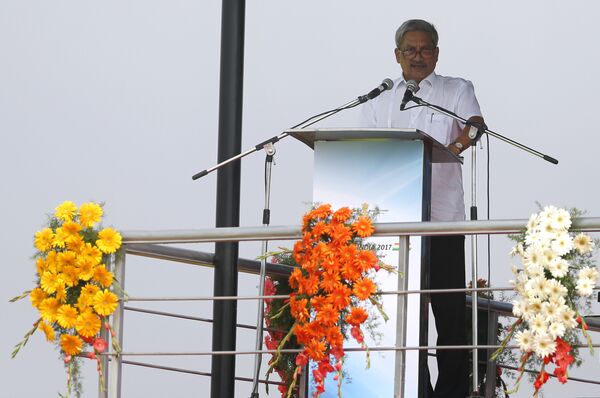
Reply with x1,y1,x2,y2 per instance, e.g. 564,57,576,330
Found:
108,248,126,398
484,311,499,398
394,236,410,398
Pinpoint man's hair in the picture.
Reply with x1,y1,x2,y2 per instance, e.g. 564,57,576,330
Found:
395,19,439,48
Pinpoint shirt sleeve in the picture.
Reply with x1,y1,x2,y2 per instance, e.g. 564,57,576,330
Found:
358,99,377,128
455,80,482,119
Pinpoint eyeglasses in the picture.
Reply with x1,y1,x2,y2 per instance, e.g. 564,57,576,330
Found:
399,47,436,59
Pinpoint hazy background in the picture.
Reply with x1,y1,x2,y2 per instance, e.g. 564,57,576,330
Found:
2,1,599,397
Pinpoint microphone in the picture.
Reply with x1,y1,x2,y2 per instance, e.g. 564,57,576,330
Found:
400,80,420,110
359,78,394,103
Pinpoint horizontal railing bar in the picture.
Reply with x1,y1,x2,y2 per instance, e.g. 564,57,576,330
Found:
123,306,286,333
125,294,289,302
101,343,600,356
121,360,286,386
497,362,600,386
120,217,600,244
125,243,294,276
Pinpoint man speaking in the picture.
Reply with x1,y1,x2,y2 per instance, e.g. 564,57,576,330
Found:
360,19,485,398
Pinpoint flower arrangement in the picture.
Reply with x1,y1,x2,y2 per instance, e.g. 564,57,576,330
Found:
11,201,123,398
493,206,598,396
266,204,390,398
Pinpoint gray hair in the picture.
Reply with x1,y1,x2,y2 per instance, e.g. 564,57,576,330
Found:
395,19,439,48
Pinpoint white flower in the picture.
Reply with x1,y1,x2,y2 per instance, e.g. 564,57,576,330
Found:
512,299,527,317
538,218,557,238
529,313,548,335
573,233,594,254
525,263,544,278
541,301,560,323
550,208,571,231
576,277,594,297
515,329,534,352
527,214,539,232
525,277,549,300
557,307,578,329
540,205,558,220
548,258,569,278
534,332,557,358
546,279,568,298
549,295,567,307
541,249,557,268
551,232,574,256
548,321,566,339
524,298,543,321
579,266,599,282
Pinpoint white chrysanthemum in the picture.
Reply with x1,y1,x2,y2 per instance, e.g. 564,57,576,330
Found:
511,265,520,276
534,332,557,358
538,218,557,238
524,298,543,321
540,205,558,219
525,277,549,300
527,214,539,232
548,258,569,278
579,266,599,282
576,277,594,297
541,301,560,323
514,273,529,295
523,246,544,266
558,307,578,329
548,321,566,339
515,329,534,352
525,263,544,278
573,233,594,254
525,233,545,249
512,299,527,317
529,313,548,335
541,249,557,268
550,208,571,231
551,232,574,256
546,279,568,298
549,295,567,308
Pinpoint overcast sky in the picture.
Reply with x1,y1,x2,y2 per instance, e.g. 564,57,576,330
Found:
2,1,600,397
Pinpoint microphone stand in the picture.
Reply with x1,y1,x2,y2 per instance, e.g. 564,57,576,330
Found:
406,93,558,398
193,88,380,398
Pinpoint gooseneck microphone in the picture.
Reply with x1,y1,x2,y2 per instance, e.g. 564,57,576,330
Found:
400,80,420,110
359,78,394,103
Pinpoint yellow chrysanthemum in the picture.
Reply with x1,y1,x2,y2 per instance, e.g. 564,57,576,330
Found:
52,228,68,249
55,201,78,222
60,221,82,243
57,251,78,269
40,271,62,294
78,242,102,264
45,251,60,273
66,235,85,252
75,311,101,337
93,289,118,316
60,334,83,356
38,321,55,342
76,293,92,311
55,285,67,302
81,283,100,297
29,287,47,308
34,228,55,252
79,202,103,228
60,266,80,287
35,257,46,276
96,228,122,254
39,297,61,322
76,256,96,281
93,265,114,288
56,305,78,329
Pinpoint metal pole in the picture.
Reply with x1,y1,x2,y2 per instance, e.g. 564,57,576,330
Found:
211,1,245,398
470,145,481,397
109,250,126,398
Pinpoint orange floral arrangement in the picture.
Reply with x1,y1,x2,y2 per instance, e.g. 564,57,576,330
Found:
267,204,389,398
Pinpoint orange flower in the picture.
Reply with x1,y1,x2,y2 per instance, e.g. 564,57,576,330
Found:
341,262,362,282
328,223,352,245
324,326,344,347
290,296,309,322
310,295,328,311
346,307,368,326
288,267,302,289
352,278,376,300
304,339,327,361
355,250,378,272
298,273,320,296
332,207,352,223
315,304,339,326
307,204,332,221
311,221,327,239
329,285,352,310
294,323,312,345
319,270,341,293
352,216,375,238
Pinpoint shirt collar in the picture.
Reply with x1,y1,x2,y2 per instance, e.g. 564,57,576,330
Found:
396,71,438,91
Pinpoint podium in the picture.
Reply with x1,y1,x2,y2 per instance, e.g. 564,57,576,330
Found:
287,128,461,397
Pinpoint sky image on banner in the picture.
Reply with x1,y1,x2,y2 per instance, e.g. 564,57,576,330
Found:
311,138,425,397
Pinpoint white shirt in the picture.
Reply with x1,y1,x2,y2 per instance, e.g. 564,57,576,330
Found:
360,72,482,221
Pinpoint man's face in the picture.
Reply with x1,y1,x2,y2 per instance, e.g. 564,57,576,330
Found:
394,30,439,83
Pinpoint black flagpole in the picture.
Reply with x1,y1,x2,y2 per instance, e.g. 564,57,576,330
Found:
211,1,245,398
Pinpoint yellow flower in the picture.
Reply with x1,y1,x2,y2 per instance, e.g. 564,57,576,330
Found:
60,334,83,356
35,257,46,276
38,321,55,342
45,251,60,273
55,285,67,302
76,256,96,281
52,228,68,249
79,202,103,228
75,311,101,337
34,228,54,252
39,297,61,322
81,283,100,298
66,235,85,252
55,201,78,222
96,228,122,254
60,221,82,243
56,305,78,329
57,251,78,269
29,287,47,308
40,271,62,294
93,289,118,316
93,265,114,288
78,242,102,264
60,266,80,287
